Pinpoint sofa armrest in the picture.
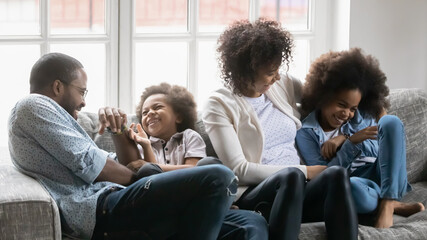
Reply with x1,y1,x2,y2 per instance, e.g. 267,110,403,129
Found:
0,165,61,239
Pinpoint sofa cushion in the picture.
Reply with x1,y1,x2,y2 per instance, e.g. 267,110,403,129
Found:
195,113,218,158
299,209,427,240
298,166,427,239
402,181,427,207
388,89,427,183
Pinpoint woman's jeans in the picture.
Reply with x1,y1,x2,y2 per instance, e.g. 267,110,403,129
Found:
349,115,411,214
236,166,358,240
92,165,268,240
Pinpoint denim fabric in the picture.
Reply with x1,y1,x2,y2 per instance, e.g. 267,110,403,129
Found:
297,112,412,214
135,163,163,178
135,156,222,179
219,210,268,240
297,110,377,168
350,116,412,213
376,115,411,199
350,177,380,213
92,165,266,240
196,156,223,166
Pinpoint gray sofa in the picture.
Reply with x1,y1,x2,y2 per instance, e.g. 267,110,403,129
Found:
1,88,426,239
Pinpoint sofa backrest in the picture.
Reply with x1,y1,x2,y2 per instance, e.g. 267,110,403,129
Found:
77,113,139,153
77,88,427,183
387,89,427,183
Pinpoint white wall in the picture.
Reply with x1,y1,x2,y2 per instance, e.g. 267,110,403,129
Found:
329,0,350,51
348,0,427,92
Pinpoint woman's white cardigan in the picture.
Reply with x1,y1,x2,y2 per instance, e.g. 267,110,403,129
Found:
202,74,307,199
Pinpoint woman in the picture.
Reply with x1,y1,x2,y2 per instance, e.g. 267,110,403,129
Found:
202,19,358,240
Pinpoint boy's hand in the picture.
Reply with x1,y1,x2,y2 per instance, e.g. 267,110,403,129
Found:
128,123,151,147
349,126,378,144
321,135,346,160
126,159,147,172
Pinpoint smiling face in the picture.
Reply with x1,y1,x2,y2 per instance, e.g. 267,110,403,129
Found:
244,63,281,98
319,88,362,132
140,93,181,141
58,68,87,120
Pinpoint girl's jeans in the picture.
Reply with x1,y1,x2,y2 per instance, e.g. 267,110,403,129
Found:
350,115,411,213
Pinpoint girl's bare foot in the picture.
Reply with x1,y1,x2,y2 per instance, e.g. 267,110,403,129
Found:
375,200,425,228
394,201,425,217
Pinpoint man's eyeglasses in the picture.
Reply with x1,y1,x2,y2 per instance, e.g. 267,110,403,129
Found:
62,81,88,99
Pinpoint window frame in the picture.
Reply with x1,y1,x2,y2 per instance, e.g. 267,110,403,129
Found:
0,0,331,147
118,0,330,113
0,0,119,111
0,0,330,114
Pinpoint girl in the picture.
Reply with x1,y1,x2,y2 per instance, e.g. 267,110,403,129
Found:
203,19,357,240
296,48,424,228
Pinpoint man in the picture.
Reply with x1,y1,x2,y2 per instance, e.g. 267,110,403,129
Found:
8,53,267,239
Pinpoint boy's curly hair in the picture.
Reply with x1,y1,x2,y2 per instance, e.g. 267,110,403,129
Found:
135,82,197,132
217,18,294,95
301,48,389,119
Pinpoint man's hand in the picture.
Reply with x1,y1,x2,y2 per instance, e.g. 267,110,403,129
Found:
349,126,377,144
98,107,127,134
321,135,346,160
96,158,137,186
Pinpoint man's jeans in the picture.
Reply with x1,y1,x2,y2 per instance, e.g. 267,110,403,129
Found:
92,165,267,240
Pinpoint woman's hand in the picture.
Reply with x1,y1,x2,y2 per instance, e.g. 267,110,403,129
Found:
306,165,327,180
321,135,346,160
348,126,377,144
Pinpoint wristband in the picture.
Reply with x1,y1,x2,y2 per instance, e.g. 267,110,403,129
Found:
106,125,127,135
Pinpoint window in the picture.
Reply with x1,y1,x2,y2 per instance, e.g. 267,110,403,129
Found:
0,0,117,147
121,0,322,113
0,0,328,147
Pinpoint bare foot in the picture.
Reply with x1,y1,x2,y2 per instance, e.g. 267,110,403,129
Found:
375,199,395,228
375,200,425,228
394,202,425,217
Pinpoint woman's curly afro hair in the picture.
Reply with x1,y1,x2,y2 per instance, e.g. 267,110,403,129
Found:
301,48,390,120
217,18,294,95
135,82,197,132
